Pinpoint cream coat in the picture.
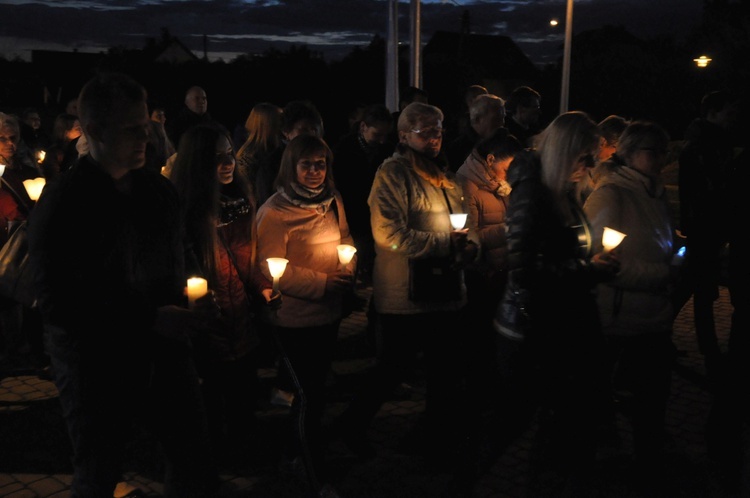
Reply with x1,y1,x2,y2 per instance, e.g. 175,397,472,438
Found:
256,190,354,328
584,165,675,336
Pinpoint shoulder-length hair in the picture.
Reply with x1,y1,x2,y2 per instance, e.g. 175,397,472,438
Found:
170,123,254,281
274,134,335,194
535,111,600,217
237,102,283,158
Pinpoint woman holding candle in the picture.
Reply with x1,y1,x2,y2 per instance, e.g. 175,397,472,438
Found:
493,111,620,496
255,133,354,488
583,120,678,484
169,123,274,455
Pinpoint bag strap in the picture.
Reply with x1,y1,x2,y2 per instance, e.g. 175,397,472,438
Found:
441,187,453,214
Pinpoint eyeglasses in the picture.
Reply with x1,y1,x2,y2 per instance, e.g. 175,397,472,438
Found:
410,127,446,140
298,159,327,172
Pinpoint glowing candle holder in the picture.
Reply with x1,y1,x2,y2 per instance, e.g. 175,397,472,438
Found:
0,164,5,177
337,244,357,272
22,177,46,201
450,213,467,230
267,257,289,293
36,150,46,164
602,226,626,253
186,277,208,309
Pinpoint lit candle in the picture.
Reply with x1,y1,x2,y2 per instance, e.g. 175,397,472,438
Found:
266,257,289,293
0,164,5,177
36,150,46,164
602,226,626,253
336,244,357,272
186,277,208,309
22,177,46,201
450,213,467,230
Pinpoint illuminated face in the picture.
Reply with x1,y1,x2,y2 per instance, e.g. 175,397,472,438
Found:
215,134,235,185
0,123,18,163
151,109,167,125
66,120,83,142
185,88,208,115
487,153,514,182
295,150,327,189
402,117,444,158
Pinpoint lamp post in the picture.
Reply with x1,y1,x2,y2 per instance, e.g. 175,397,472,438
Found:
410,0,422,88
559,0,574,114
386,0,399,112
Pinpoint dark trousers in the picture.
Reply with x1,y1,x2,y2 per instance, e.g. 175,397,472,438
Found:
603,332,675,466
275,322,340,477
341,310,466,449
45,325,217,498
198,350,259,448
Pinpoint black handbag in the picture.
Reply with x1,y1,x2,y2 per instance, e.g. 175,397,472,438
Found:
408,256,461,302
407,187,462,303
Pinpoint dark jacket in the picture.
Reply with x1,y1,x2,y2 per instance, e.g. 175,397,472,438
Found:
496,150,602,342
678,118,733,247
28,155,186,353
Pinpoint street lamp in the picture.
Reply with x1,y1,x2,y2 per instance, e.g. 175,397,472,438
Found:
693,55,712,68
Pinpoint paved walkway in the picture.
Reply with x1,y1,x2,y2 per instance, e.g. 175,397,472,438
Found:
0,286,742,497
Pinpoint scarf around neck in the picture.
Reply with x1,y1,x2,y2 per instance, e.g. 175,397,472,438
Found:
282,181,335,212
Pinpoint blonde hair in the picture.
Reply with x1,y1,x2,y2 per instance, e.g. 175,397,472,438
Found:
535,111,599,218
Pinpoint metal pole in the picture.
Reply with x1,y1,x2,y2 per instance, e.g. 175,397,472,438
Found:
386,0,399,113
410,0,422,88
559,0,573,115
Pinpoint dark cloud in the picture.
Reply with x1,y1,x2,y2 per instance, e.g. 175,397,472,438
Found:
0,0,703,65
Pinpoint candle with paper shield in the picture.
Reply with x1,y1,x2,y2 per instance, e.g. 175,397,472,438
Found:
22,177,46,201
450,213,468,230
336,244,357,272
602,227,626,253
186,277,208,309
267,257,289,293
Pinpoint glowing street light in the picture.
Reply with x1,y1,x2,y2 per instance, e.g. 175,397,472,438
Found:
693,55,712,68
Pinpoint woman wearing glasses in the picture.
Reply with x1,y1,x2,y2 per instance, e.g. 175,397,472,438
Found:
335,102,479,484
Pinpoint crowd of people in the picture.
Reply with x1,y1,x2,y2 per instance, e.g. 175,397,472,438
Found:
0,71,746,498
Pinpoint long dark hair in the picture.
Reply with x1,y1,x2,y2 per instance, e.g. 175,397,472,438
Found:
170,124,254,281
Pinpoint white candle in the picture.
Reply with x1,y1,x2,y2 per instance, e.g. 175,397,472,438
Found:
450,213,467,230
602,227,626,253
187,277,208,309
266,258,289,293
22,177,46,201
336,244,357,272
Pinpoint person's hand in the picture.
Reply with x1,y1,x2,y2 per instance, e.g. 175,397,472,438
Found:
264,288,283,311
591,250,621,279
450,229,469,251
326,270,355,294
